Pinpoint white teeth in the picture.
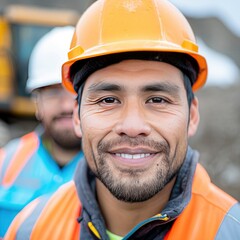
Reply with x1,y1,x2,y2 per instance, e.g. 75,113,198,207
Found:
115,153,151,159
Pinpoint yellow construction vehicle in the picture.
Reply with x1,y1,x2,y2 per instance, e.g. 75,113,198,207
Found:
0,4,80,117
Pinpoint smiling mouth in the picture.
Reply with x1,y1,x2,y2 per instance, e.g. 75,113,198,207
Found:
115,153,152,159
110,151,158,168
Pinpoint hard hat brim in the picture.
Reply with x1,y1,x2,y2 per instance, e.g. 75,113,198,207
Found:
62,40,208,94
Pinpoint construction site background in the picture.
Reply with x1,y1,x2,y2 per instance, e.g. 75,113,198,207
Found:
0,0,240,200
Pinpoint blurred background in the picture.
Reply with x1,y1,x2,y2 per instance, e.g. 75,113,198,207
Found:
0,0,239,200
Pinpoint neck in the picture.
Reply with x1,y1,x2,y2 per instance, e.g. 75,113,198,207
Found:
96,177,176,237
42,136,78,167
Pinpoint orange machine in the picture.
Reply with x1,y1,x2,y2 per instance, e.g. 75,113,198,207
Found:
0,4,80,117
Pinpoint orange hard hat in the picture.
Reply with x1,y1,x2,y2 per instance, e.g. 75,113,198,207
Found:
62,0,208,94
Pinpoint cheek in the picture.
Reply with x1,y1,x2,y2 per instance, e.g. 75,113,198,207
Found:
80,109,116,162
37,104,53,123
80,108,118,133
42,108,56,123
168,115,188,134
152,110,189,143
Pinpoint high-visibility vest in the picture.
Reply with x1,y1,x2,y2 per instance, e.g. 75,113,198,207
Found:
1,131,83,237
5,164,239,240
0,132,39,187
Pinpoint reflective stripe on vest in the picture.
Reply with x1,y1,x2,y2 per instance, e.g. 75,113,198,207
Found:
6,181,81,240
0,148,6,176
5,198,40,240
5,165,240,240
164,164,238,240
215,203,240,239
2,132,39,186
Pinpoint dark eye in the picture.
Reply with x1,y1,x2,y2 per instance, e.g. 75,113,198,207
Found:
101,97,119,104
147,97,166,103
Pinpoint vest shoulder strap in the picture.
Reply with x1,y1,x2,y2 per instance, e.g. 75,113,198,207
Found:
5,181,81,240
2,132,39,186
165,164,237,240
31,181,81,240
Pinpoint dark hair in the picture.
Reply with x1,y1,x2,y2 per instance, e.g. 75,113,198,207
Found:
71,51,198,107
183,75,194,107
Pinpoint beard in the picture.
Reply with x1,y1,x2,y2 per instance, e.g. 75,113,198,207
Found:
89,136,184,203
48,128,81,150
44,114,81,150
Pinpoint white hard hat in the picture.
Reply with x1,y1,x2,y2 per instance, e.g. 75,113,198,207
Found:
26,26,74,92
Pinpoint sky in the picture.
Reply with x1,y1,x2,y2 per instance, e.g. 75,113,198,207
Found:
169,0,240,86
169,0,240,36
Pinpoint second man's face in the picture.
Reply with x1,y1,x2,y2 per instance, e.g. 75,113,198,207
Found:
36,84,80,150
74,59,199,202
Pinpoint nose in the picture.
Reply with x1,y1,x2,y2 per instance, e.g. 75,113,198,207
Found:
114,101,151,137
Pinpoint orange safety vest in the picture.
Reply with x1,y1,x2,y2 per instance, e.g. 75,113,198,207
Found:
1,132,39,186
5,164,238,240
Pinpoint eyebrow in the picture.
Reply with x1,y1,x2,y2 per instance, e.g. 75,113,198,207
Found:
87,81,180,97
87,82,123,93
141,83,180,95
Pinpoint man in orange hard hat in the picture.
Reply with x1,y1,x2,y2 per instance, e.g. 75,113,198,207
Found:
5,0,240,239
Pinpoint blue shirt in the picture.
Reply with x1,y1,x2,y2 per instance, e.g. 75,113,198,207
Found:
0,131,83,237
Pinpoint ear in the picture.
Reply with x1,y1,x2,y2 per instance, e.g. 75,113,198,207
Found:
73,101,82,138
35,108,41,121
33,95,42,121
188,96,200,137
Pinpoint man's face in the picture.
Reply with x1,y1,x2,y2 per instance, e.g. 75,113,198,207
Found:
74,60,199,202
36,84,80,150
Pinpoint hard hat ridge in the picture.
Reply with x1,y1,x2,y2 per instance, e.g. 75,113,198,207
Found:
62,0,208,93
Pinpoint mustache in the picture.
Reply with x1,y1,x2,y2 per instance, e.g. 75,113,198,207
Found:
52,112,73,121
98,135,170,153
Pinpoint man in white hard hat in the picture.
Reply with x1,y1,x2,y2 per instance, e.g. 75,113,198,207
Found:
0,26,83,237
